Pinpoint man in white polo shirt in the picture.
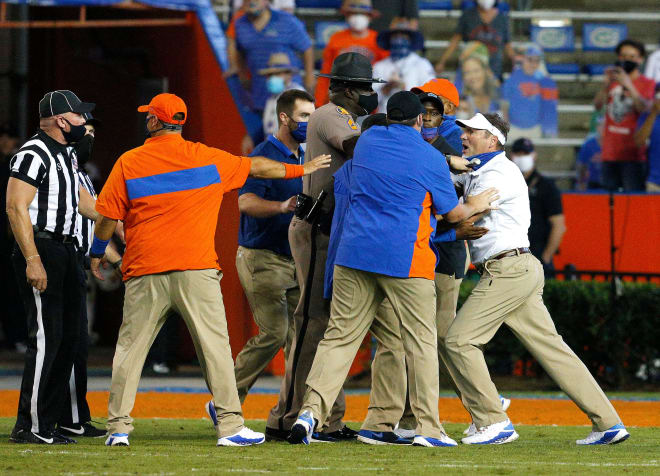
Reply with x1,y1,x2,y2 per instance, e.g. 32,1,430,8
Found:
444,112,630,446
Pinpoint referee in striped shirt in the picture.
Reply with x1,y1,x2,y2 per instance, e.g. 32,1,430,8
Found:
57,113,121,439
6,90,101,445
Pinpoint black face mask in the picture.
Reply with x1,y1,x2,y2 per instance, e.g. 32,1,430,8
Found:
615,60,639,74
74,134,94,166
61,118,87,144
357,91,379,115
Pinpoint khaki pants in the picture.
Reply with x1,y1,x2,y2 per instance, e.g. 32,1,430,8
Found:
234,246,298,402
267,217,345,433
107,269,243,438
445,253,621,430
302,265,446,439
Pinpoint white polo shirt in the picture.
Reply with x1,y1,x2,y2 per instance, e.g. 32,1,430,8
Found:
454,152,531,265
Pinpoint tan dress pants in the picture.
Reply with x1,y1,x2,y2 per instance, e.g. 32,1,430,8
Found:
106,269,243,438
301,265,446,439
234,247,298,403
445,253,621,431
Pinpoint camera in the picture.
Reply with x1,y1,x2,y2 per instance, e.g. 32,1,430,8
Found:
294,191,327,224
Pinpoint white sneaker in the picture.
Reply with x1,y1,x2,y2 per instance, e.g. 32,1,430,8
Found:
576,423,630,445
461,419,519,445
217,427,265,446
412,433,458,447
500,395,511,412
393,423,415,439
105,433,129,446
463,422,477,436
288,411,315,445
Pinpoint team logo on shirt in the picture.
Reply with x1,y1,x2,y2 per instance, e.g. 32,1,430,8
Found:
608,85,633,123
337,106,358,131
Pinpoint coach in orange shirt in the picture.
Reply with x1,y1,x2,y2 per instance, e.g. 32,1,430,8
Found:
314,0,389,106
89,93,329,448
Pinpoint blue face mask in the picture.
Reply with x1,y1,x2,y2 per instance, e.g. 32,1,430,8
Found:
390,36,411,60
267,75,286,95
290,120,308,143
421,126,439,141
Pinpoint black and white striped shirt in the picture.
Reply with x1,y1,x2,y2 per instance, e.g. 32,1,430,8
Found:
9,130,80,236
75,169,96,256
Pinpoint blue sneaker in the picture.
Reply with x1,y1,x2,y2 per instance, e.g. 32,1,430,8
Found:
461,419,519,445
412,433,458,447
105,433,129,446
205,400,218,427
288,411,315,445
576,423,630,445
358,429,413,445
310,432,338,443
217,427,265,446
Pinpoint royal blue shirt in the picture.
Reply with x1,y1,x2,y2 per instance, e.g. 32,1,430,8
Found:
637,112,660,186
334,125,458,280
501,69,558,135
238,135,303,256
438,115,463,153
324,161,352,299
577,135,603,187
234,10,311,111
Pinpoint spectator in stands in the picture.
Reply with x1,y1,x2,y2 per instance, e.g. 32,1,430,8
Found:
458,44,501,117
242,53,305,154
369,0,419,32
643,36,660,84
594,39,655,191
510,138,566,278
435,0,514,80
314,0,389,106
576,120,604,191
372,21,434,112
411,78,463,152
501,44,558,141
634,86,660,192
229,0,314,114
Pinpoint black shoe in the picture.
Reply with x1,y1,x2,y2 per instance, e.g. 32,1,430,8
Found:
265,427,290,442
326,425,358,440
59,422,106,438
310,431,339,443
53,430,78,444
9,428,73,445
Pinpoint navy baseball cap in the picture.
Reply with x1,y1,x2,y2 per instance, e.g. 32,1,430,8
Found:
39,90,95,118
387,91,424,121
511,137,535,153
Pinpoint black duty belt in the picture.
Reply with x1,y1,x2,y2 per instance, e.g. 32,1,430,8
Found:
475,247,531,274
33,229,75,244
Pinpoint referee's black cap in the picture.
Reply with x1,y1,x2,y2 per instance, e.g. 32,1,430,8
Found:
39,90,95,118
386,91,424,121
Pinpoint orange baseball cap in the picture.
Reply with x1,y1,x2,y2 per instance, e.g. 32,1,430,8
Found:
411,79,460,107
137,93,187,125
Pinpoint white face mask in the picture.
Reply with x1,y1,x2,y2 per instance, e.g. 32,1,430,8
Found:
512,154,535,173
477,0,496,9
347,14,370,32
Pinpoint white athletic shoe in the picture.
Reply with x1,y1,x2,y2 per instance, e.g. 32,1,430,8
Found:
412,433,458,447
217,427,265,446
461,419,519,445
105,433,129,446
576,424,630,445
463,396,510,436
393,423,416,440
205,400,218,427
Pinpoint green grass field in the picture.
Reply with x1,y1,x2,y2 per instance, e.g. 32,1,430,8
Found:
0,418,658,475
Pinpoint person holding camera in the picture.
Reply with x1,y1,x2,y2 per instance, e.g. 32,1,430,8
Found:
265,52,384,442
230,90,315,405
594,39,655,191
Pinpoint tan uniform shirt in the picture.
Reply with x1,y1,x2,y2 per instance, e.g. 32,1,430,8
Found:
303,102,360,197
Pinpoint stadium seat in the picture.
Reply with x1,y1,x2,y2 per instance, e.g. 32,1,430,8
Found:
314,21,347,49
418,0,453,10
546,63,581,75
297,0,342,8
582,23,628,51
531,25,575,52
584,64,609,76
461,1,509,12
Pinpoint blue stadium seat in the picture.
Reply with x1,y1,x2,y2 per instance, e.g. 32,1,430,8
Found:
584,64,609,76
546,63,581,75
314,21,347,49
419,0,453,9
461,1,509,12
531,25,575,52
582,23,627,51
297,0,342,8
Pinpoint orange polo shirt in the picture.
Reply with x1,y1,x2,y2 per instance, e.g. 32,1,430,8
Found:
96,134,252,280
